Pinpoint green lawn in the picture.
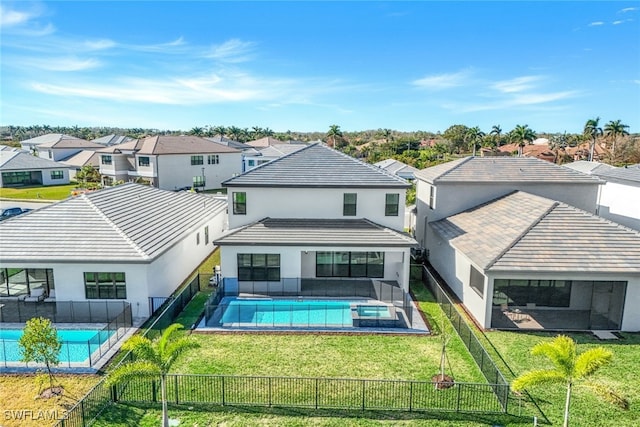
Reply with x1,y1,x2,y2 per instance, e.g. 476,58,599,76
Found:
484,331,640,427
0,184,77,200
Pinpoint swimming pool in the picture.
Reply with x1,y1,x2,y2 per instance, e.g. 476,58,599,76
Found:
216,298,362,327
0,329,115,363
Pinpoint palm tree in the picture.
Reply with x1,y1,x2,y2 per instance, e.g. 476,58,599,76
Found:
510,124,536,156
512,335,628,427
212,125,227,137
490,125,502,147
377,128,393,144
465,126,485,156
583,117,603,162
604,119,629,158
189,127,204,137
105,324,199,427
326,124,343,148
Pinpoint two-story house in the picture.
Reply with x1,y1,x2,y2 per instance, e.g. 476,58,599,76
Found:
242,143,308,172
414,157,640,332
35,138,105,162
98,135,242,190
214,143,417,296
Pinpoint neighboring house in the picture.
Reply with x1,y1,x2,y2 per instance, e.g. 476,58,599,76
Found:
205,136,262,173
245,136,285,148
0,183,227,319
0,151,71,187
374,159,419,180
36,138,105,162
20,134,89,155
242,143,308,172
61,150,101,180
496,143,556,163
565,161,640,230
91,134,134,146
429,191,640,332
98,135,242,190
413,157,603,250
215,143,417,295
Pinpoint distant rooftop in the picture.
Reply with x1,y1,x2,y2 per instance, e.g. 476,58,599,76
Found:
563,160,614,175
38,138,105,150
431,191,640,273
374,159,419,176
61,150,100,168
257,143,308,157
0,151,71,171
415,156,602,184
97,135,240,155
20,134,87,147
0,183,227,262
215,218,417,247
205,135,253,150
224,143,410,188
245,136,286,148
91,134,134,146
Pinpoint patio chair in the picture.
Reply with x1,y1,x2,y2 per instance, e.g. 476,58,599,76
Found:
24,287,45,303
43,289,56,303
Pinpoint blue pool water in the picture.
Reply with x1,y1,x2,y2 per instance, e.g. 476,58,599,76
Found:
219,298,361,327
0,329,115,363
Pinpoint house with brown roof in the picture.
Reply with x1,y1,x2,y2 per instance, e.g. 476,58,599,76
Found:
97,135,242,190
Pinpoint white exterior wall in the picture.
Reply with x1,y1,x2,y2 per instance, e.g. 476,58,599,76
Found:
129,155,158,180
598,181,640,231
39,148,80,162
41,168,71,186
99,154,130,182
157,153,242,191
227,187,407,231
219,245,411,292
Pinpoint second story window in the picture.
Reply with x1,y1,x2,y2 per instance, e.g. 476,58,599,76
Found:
208,155,219,165
233,192,246,215
138,156,150,167
101,155,112,165
191,155,203,166
343,193,357,216
385,193,399,216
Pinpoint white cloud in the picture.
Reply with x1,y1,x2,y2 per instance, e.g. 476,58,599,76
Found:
588,21,604,26
612,20,624,25
620,7,638,13
412,70,473,90
84,39,117,50
0,7,33,26
205,39,256,63
22,57,101,72
491,76,543,93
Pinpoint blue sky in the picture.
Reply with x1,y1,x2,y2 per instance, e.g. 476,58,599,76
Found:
1,1,639,133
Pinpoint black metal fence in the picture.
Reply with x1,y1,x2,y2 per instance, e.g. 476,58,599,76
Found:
421,265,510,411
148,274,201,319
204,278,414,328
0,303,132,369
0,300,130,323
113,374,508,414
54,275,202,427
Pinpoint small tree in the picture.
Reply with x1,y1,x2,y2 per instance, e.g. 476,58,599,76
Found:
75,165,101,188
105,324,199,427
512,335,628,427
19,317,62,392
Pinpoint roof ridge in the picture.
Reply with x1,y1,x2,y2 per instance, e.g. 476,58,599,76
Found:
361,217,416,242
224,144,317,183
485,198,559,270
82,191,150,259
434,156,473,181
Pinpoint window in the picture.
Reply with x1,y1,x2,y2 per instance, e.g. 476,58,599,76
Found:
84,272,126,299
2,171,38,186
233,192,246,215
191,155,203,165
469,265,485,297
101,155,113,165
343,193,357,216
205,226,209,244
316,252,384,278
385,193,400,216
48,150,53,159
208,155,219,165
138,156,150,167
193,176,205,187
50,170,64,180
237,254,280,281
0,268,54,297
493,279,574,307
248,160,255,166
429,186,436,209
196,232,200,245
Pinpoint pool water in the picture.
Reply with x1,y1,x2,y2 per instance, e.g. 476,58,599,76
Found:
219,298,360,327
356,305,391,318
0,329,115,363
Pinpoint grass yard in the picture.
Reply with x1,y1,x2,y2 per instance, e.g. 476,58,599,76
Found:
0,374,99,427
0,184,77,200
483,331,640,427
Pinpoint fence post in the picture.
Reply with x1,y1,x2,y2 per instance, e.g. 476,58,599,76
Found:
175,375,179,404
409,382,413,412
361,380,366,411
315,378,319,409
221,376,225,406
268,377,272,407
152,380,157,403
80,399,86,427
456,383,462,413
111,385,118,402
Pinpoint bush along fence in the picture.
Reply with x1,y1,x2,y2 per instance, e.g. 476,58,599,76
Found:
53,275,202,427
421,264,550,423
112,374,509,414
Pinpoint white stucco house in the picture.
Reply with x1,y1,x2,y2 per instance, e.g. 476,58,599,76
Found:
374,159,419,180
242,143,308,172
97,135,242,190
414,157,640,332
564,161,640,231
214,143,417,296
36,138,105,162
0,183,227,319
20,133,88,154
0,151,71,187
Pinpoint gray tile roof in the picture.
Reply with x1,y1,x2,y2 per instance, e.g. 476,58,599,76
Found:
258,143,308,157
593,164,640,186
374,159,419,176
563,160,614,174
205,136,252,150
215,218,417,247
61,150,100,167
415,157,602,184
91,134,134,145
136,136,240,155
0,151,71,170
431,191,640,273
0,183,227,262
38,139,104,149
224,143,410,188
20,134,82,146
